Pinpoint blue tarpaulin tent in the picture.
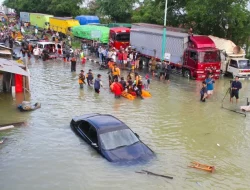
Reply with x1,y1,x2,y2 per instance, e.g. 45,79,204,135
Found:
75,15,100,25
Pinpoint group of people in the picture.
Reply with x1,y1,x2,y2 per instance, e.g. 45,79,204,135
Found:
78,69,103,93
96,46,141,70
200,74,242,103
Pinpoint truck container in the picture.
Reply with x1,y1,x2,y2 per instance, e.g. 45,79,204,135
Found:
72,25,110,43
20,12,30,23
30,13,53,29
75,15,100,25
49,17,80,36
109,27,130,49
130,23,221,80
209,36,250,78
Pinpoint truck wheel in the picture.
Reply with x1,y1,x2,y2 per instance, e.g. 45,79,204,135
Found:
183,69,191,78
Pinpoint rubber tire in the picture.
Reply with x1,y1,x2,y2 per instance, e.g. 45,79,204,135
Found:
183,69,191,78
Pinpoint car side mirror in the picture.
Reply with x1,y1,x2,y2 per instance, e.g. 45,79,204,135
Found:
135,133,140,139
91,143,98,148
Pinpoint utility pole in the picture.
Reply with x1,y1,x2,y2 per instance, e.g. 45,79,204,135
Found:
161,0,168,61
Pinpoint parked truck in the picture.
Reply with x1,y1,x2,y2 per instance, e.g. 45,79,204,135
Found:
130,23,221,80
49,17,80,36
20,12,30,24
30,13,53,29
109,27,130,49
209,36,250,78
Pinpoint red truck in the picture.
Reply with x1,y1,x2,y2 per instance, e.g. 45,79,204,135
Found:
130,23,221,80
109,27,130,50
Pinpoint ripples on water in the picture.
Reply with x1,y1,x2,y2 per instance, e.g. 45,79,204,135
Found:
0,58,250,189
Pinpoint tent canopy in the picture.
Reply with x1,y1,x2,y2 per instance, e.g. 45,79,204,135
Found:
0,59,29,76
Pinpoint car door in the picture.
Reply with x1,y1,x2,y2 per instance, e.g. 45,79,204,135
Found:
227,60,238,77
76,121,99,149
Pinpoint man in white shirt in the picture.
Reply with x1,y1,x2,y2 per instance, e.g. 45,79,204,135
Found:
111,48,117,63
33,46,40,60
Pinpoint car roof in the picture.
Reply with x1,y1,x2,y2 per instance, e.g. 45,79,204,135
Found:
37,42,55,45
27,39,38,41
83,114,128,133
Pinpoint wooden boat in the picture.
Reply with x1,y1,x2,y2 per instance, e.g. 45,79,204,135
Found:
189,161,215,173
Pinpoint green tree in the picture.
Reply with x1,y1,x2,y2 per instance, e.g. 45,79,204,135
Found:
186,0,250,45
96,0,138,22
132,0,187,27
3,0,83,17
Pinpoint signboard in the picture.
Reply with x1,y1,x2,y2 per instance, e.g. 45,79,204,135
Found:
164,53,171,61
91,30,102,39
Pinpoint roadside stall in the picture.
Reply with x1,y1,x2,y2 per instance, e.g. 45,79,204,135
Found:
0,59,30,94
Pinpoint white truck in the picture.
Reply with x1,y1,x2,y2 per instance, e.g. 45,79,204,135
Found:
209,36,250,78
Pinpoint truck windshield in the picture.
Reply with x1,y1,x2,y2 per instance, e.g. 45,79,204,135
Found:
199,51,220,63
115,33,130,42
238,60,250,69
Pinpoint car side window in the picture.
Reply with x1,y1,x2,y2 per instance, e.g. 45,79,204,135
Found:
78,121,91,134
230,60,238,68
87,126,98,144
190,51,198,61
38,44,43,49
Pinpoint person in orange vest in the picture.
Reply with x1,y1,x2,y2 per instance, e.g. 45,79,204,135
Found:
112,64,120,81
108,58,115,71
78,70,85,88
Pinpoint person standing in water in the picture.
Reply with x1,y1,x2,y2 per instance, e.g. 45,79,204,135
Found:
78,70,85,89
200,81,208,102
86,69,94,86
230,76,242,104
205,74,215,98
94,74,103,93
71,56,77,72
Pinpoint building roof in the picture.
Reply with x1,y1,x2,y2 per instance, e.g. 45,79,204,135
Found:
0,58,29,76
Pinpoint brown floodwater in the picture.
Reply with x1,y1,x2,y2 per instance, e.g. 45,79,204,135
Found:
0,56,250,189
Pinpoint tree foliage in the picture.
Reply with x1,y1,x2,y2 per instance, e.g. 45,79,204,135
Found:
3,0,250,48
3,0,83,17
185,0,250,45
95,0,138,22
132,0,187,27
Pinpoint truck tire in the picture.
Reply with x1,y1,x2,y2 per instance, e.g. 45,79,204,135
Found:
183,69,191,78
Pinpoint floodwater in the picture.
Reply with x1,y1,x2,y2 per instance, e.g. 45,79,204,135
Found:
1,57,250,190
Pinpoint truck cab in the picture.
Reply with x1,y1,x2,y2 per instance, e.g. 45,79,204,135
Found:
182,36,221,80
224,57,250,78
109,27,130,49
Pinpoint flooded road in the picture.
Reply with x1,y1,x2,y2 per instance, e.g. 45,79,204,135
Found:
1,57,250,189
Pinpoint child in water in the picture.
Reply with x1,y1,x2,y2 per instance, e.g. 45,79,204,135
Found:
200,81,208,102
144,74,150,90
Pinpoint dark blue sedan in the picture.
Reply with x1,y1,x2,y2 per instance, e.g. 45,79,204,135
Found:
70,113,154,162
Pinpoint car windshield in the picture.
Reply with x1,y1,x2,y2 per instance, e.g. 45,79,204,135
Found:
238,60,250,69
199,50,220,63
115,33,130,42
99,128,139,150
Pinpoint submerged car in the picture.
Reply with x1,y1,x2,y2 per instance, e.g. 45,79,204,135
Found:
70,114,154,162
